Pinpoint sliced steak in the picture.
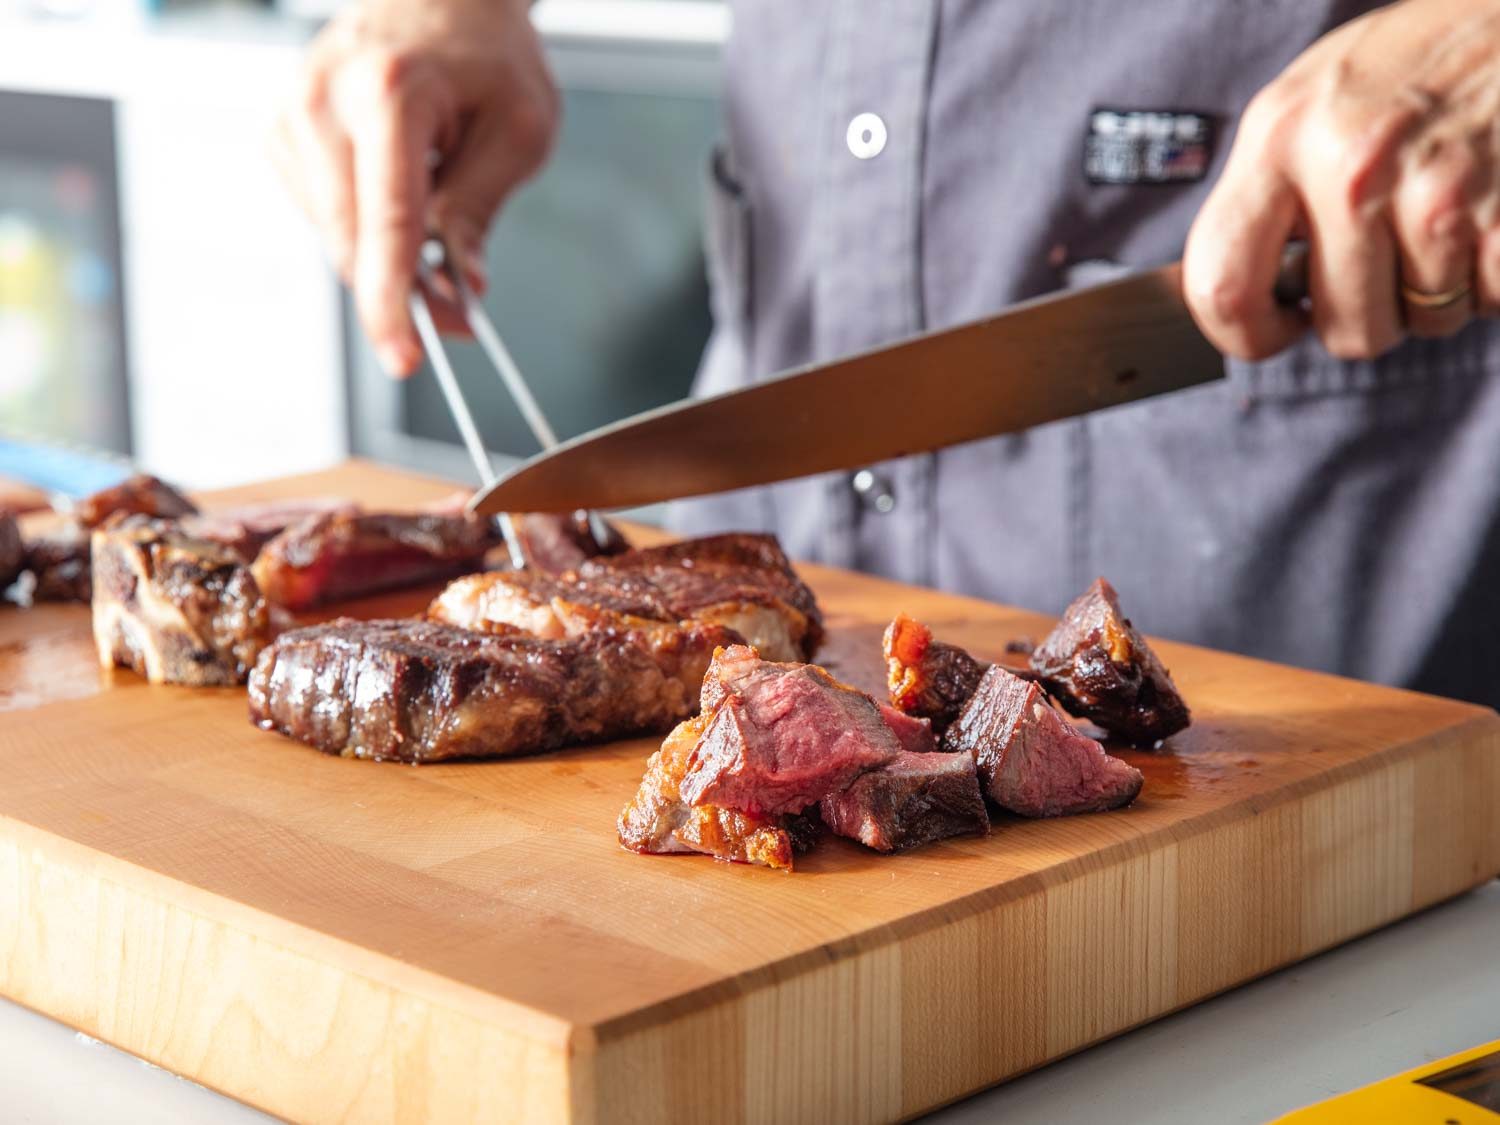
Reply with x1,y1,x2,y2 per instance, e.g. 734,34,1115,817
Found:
618,715,807,870
819,750,989,852
1030,577,1190,744
74,473,197,529
0,514,22,590
20,519,92,602
944,666,1143,817
884,613,989,734
248,617,737,762
510,511,629,574
252,512,498,610
430,532,821,662
92,516,270,686
678,645,901,817
181,498,359,561
878,703,939,755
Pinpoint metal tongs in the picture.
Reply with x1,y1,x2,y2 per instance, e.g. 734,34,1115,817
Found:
407,234,611,569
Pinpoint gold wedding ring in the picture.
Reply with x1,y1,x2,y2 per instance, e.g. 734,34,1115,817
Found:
1400,281,1472,310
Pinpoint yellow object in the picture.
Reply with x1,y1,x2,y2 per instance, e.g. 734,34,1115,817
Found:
1272,1040,1500,1124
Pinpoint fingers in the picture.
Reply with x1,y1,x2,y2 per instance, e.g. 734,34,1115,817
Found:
1184,163,1310,360
272,70,357,280
1391,142,1478,336
339,54,452,376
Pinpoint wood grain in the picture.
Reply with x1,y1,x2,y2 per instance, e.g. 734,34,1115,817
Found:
0,461,1496,1124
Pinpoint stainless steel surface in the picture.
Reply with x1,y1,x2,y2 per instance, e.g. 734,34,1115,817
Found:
471,261,1224,515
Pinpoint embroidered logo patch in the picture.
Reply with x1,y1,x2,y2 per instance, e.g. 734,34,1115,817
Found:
1084,108,1214,185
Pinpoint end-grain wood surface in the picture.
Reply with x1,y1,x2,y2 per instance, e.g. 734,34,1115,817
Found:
0,461,1496,1124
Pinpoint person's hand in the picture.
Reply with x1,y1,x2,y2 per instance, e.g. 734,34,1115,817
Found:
272,0,557,375
1184,0,1500,360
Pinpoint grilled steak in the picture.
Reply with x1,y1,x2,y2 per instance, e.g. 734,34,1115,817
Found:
0,514,22,590
252,512,499,610
820,750,989,852
884,613,989,734
75,473,197,529
618,714,810,870
20,520,93,602
248,617,738,762
180,498,359,561
430,532,822,663
1030,577,1190,744
678,645,900,817
92,517,271,686
944,666,1143,817
878,703,940,755
509,511,629,574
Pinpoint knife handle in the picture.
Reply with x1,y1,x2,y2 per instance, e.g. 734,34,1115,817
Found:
1273,241,1310,307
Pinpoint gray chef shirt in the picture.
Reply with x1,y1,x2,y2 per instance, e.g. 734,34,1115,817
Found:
672,0,1500,709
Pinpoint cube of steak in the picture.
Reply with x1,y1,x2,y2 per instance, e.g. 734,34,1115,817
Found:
820,750,989,852
1029,578,1190,744
679,645,901,817
944,666,1143,817
618,715,805,870
74,473,197,529
248,617,737,762
884,613,989,734
0,514,22,589
252,512,498,610
92,517,271,686
877,703,939,755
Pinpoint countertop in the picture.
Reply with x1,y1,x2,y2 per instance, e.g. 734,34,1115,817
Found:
5,881,1497,1124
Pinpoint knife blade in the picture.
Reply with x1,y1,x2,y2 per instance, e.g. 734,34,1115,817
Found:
469,262,1223,516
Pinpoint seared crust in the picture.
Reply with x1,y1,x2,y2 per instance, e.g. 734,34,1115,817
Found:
617,715,802,870
92,516,270,686
75,473,197,529
248,617,738,762
883,613,988,734
1029,578,1190,745
430,532,822,663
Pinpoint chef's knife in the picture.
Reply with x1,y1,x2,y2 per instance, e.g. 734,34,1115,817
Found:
469,255,1305,516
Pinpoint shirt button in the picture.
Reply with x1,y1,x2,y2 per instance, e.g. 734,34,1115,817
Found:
852,469,897,514
846,112,887,160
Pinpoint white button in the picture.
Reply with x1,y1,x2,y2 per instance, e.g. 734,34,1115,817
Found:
852,468,896,514
846,113,887,160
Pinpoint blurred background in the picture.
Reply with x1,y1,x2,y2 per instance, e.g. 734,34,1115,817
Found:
0,0,726,497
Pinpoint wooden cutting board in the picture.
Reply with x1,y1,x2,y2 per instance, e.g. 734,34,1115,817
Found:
1,461,1496,1125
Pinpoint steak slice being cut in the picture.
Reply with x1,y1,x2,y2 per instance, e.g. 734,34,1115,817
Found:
884,613,989,734
678,645,901,817
252,512,499,611
509,511,629,575
944,666,1143,817
430,532,821,663
92,516,271,686
618,715,809,870
819,750,989,852
0,514,22,590
1030,577,1190,745
74,473,197,529
248,617,738,762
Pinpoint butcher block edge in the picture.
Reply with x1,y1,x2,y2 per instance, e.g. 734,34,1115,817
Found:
2,712,1497,1124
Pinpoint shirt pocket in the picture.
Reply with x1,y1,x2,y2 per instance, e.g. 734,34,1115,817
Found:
702,143,753,352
